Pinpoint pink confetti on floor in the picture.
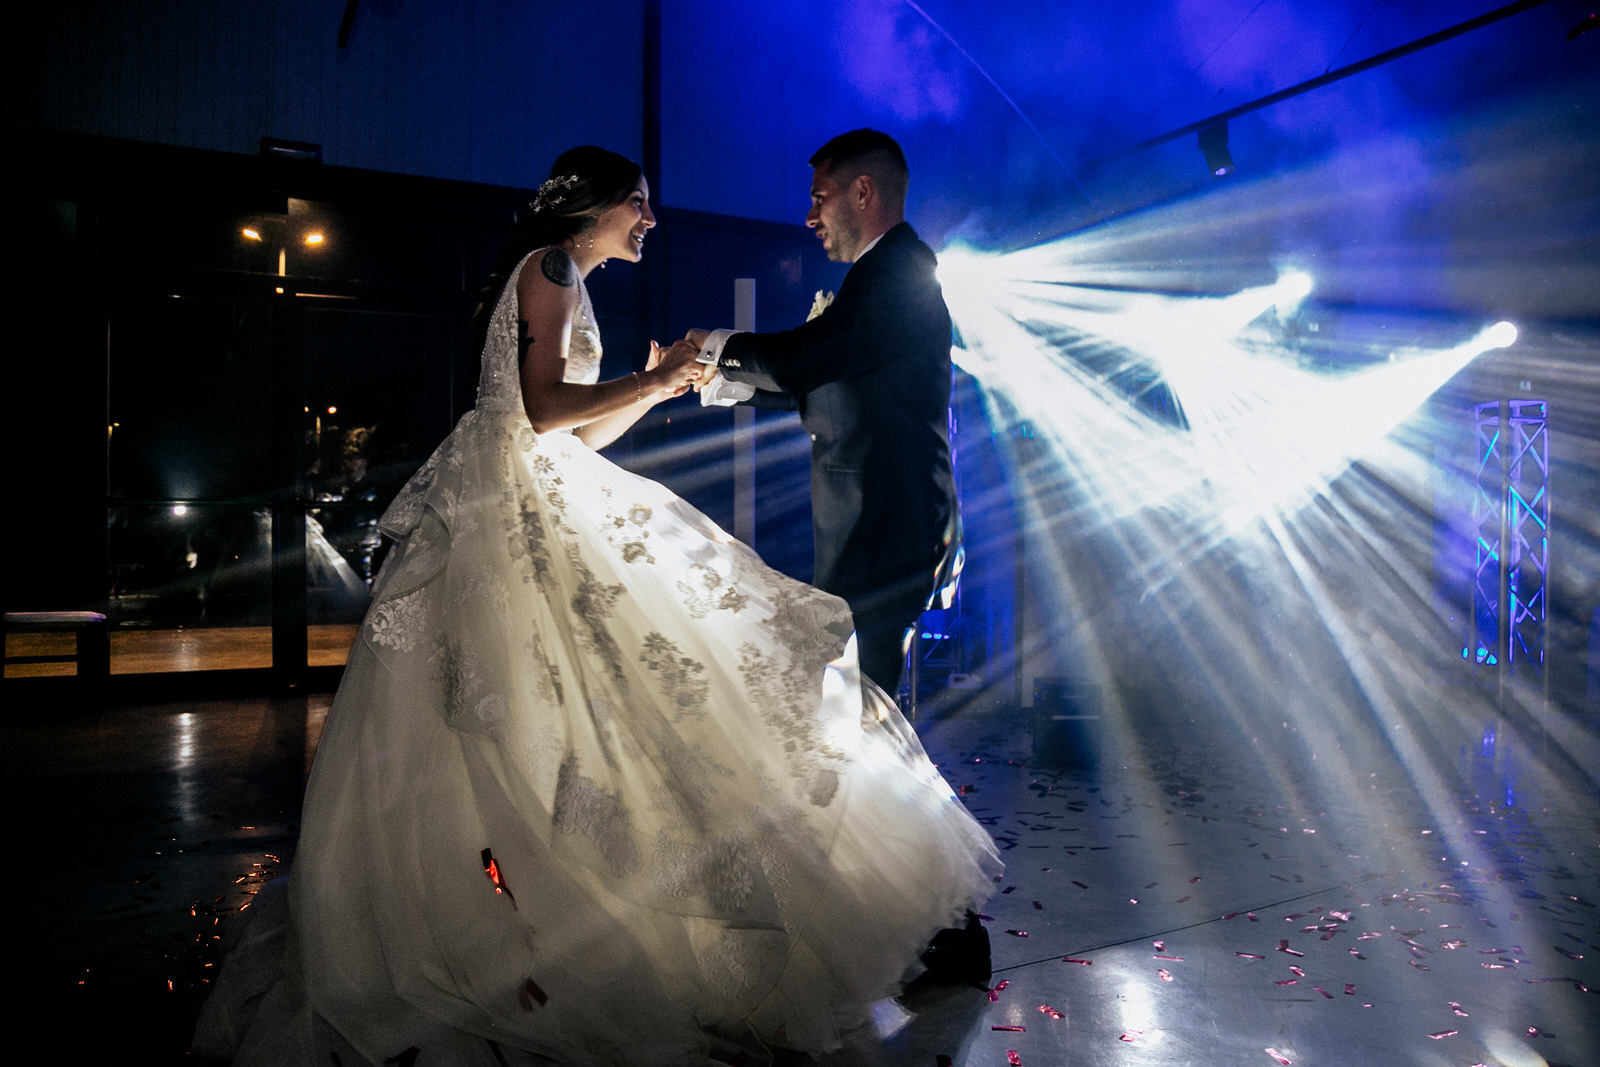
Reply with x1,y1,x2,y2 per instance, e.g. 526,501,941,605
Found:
1119,1031,1143,1042
1289,965,1305,977
1314,986,1333,999
1264,1048,1292,1065
1343,983,1356,995
1276,940,1305,957
1428,1030,1459,1040
1062,957,1093,965
1152,940,1165,951
1006,929,1030,937
1235,952,1266,959
1037,1005,1064,1020
1007,1052,1022,1066
1449,1001,1468,1016
1158,969,1173,981
1155,954,1184,961
992,1025,1025,1031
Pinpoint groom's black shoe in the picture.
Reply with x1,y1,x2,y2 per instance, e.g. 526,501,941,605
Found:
917,910,992,987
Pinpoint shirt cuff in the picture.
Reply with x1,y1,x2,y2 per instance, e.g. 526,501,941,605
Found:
696,328,743,366
699,371,756,407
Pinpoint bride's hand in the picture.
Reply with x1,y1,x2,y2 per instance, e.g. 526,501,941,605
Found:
645,339,702,398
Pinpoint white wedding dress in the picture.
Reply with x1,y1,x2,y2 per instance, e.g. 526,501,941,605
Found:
195,251,1001,1067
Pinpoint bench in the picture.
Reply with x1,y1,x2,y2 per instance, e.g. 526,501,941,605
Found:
3,612,110,705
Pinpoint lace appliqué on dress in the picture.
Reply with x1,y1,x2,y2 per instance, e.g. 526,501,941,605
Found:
552,755,642,878
365,588,427,653
600,493,656,564
639,632,709,721
678,561,748,618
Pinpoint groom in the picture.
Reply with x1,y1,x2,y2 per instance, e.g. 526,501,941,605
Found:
691,129,959,697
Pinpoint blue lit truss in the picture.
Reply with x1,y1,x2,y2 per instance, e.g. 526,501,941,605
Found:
1466,399,1548,685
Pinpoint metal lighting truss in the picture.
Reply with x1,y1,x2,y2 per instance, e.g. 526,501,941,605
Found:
1468,400,1548,686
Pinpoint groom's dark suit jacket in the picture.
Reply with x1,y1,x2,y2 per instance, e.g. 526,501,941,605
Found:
720,221,957,623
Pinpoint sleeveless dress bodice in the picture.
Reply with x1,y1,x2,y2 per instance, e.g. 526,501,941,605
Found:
475,248,603,415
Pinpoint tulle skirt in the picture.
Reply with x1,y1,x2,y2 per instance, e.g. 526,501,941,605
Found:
195,408,1001,1066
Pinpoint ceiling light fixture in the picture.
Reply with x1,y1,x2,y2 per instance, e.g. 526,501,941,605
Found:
1198,123,1234,177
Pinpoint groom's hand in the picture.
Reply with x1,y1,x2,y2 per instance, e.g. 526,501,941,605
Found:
685,328,711,349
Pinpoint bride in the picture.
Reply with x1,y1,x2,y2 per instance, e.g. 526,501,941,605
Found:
196,146,1000,1066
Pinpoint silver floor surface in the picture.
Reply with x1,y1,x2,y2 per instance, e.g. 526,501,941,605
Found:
6,692,1596,1066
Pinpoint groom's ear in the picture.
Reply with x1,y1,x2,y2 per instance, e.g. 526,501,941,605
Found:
852,173,877,210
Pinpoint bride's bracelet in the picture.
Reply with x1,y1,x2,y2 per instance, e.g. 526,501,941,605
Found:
632,371,644,403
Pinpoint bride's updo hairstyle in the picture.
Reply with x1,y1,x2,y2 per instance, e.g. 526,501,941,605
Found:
470,146,644,355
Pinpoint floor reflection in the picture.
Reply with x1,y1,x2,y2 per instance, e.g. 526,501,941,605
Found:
4,690,1594,1065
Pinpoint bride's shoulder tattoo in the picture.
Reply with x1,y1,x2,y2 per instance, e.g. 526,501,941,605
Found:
541,249,577,287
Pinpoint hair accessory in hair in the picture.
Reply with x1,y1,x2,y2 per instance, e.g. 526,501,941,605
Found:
530,175,581,214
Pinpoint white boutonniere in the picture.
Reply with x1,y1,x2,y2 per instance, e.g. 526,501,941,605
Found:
807,289,835,322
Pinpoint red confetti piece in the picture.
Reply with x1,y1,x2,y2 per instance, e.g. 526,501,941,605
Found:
1119,1031,1143,1042
1006,929,1030,937
1248,912,1259,922
1177,895,1193,903
1189,876,1201,883
1158,968,1173,982
1289,966,1304,977
1428,1030,1459,1040
1223,912,1239,920
1155,954,1184,961
1235,952,1265,959
992,1026,1025,1032
1314,986,1333,999
1344,984,1356,995
1062,957,1092,965
1276,941,1305,957
1071,880,1089,889
482,848,517,909
1007,1052,1022,1066
1264,1048,1292,1065
1449,1001,1468,1016
1037,1005,1064,1020
987,978,1010,1002
1275,979,1299,986
1001,886,1016,894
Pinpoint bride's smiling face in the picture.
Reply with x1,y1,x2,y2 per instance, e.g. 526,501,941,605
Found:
589,177,656,263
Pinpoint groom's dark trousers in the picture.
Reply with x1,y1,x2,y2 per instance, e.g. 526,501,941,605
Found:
719,222,958,694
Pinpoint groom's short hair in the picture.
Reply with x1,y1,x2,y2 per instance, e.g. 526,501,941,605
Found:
810,129,909,212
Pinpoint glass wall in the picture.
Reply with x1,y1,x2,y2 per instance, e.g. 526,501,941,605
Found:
61,143,509,681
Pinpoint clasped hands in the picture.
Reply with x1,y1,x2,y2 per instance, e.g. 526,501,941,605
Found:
644,329,718,398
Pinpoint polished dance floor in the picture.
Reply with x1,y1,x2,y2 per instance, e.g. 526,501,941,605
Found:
6,687,1596,1066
